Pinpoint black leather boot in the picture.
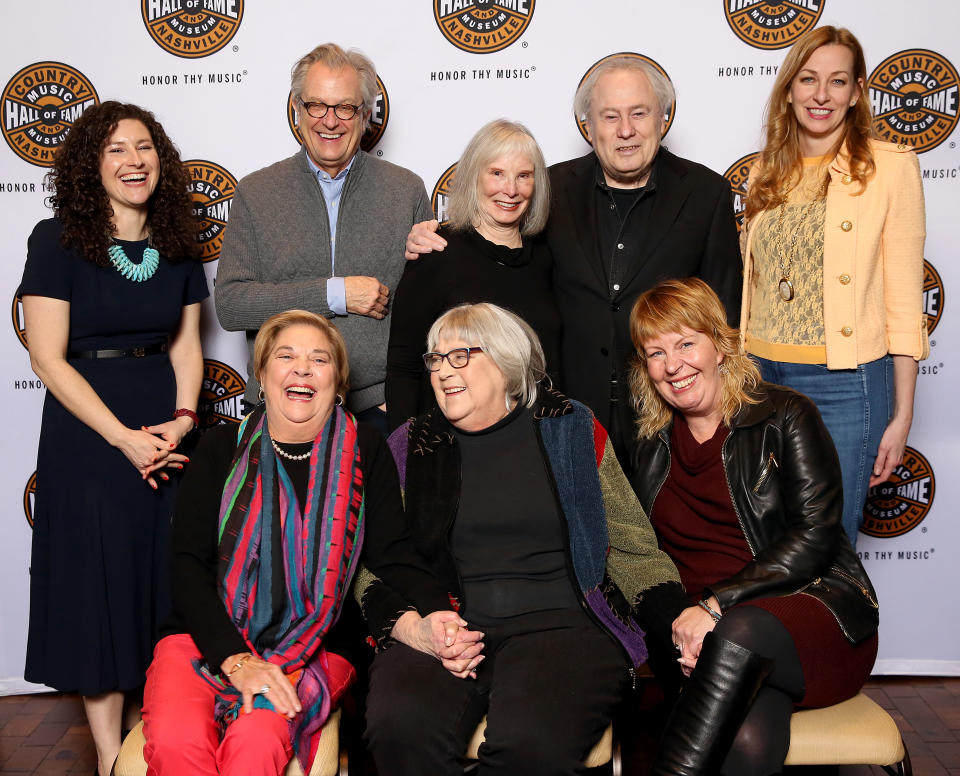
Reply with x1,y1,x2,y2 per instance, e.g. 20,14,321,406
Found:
652,632,774,775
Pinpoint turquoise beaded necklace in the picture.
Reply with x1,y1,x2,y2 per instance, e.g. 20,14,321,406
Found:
108,240,159,282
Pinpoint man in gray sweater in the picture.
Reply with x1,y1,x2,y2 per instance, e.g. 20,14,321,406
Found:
216,43,432,430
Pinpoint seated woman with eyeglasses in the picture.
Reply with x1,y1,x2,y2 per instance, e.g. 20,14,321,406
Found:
359,302,687,776
384,119,560,431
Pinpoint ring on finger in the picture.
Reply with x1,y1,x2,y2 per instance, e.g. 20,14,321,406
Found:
256,684,270,695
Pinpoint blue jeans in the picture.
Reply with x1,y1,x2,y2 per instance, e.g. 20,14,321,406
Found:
753,356,894,547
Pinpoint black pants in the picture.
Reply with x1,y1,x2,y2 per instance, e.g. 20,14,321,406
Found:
365,613,627,775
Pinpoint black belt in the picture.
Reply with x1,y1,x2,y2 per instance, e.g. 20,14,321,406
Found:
68,341,168,360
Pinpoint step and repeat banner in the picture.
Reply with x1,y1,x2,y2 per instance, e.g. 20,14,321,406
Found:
1,1,958,693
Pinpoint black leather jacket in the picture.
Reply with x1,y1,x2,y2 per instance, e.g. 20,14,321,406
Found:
629,383,878,644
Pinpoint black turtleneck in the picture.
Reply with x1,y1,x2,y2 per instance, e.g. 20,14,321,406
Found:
386,225,561,430
450,404,580,627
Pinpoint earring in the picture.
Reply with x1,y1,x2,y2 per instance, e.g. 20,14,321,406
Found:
718,362,729,376
335,394,344,407
258,388,265,401
504,392,512,411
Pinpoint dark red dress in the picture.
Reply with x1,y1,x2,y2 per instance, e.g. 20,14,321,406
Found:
650,415,877,708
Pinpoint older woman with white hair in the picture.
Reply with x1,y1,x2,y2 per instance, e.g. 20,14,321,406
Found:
362,302,687,775
385,119,560,430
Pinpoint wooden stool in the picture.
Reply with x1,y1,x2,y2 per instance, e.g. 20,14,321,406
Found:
784,692,911,774
112,709,342,776
464,717,616,771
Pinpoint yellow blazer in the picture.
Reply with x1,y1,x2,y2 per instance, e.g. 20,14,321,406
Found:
740,140,929,369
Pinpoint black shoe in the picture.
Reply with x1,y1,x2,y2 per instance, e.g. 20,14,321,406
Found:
652,632,774,776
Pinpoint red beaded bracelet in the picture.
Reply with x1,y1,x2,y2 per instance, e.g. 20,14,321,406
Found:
173,408,200,429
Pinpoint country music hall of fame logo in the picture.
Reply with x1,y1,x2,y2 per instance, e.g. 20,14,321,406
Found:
862,446,935,538
287,75,390,154
923,260,945,335
433,0,535,54
723,0,824,50
1,62,98,167
24,471,37,528
199,359,245,428
574,53,675,144
723,152,760,232
141,0,244,58
431,162,458,227
868,49,959,153
186,160,237,263
12,292,28,350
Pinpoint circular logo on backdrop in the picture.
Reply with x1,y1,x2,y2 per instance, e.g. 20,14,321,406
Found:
287,75,390,153
11,293,27,350
433,0,535,54
1,62,99,167
723,0,823,50
141,0,243,58
186,160,237,263
24,471,37,528
574,53,675,143
723,152,759,232
923,260,944,335
868,50,959,153
862,446,935,537
199,359,245,428
431,163,458,226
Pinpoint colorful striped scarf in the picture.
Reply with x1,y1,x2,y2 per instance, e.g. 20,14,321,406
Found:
204,404,365,772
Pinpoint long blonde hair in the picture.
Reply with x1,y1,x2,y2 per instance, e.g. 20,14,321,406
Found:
745,26,875,221
628,279,761,439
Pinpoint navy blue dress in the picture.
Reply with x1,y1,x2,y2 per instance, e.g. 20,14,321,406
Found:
20,218,209,695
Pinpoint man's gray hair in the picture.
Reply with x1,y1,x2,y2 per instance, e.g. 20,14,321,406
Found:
427,303,546,409
573,55,675,125
447,119,551,238
291,43,377,131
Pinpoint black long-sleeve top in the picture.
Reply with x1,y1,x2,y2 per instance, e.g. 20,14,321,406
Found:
161,420,405,671
385,225,561,431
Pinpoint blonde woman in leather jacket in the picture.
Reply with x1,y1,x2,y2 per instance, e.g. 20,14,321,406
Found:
628,278,878,776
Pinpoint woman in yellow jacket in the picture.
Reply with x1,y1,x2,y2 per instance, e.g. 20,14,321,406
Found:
741,25,928,546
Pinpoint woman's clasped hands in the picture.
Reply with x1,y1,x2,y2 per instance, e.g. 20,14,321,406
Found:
115,416,193,489
392,610,485,679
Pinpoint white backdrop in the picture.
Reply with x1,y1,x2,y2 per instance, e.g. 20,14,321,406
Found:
2,0,958,694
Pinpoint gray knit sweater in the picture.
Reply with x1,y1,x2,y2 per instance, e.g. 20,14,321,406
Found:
215,148,432,412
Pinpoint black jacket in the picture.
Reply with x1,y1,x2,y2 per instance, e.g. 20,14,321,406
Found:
629,383,879,644
546,149,742,438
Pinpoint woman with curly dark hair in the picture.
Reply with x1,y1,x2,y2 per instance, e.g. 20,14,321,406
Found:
19,101,208,776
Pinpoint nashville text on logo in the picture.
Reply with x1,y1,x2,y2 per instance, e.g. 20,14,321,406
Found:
434,0,534,54
724,0,823,51
143,0,242,58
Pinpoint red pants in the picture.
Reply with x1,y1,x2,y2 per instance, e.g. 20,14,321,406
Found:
143,634,355,776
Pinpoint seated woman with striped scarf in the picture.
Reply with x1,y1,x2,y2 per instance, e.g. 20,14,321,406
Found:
141,310,403,775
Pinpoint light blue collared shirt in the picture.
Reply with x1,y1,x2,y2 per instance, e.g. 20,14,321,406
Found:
306,153,356,316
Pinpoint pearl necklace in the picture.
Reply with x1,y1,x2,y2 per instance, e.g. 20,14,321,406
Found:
271,437,311,461
108,241,160,282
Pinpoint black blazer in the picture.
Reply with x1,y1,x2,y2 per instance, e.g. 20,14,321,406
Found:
545,149,742,442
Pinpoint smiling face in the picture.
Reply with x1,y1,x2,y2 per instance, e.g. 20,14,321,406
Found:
643,327,724,426
475,152,535,239
430,335,509,432
297,62,366,177
585,68,666,189
788,43,862,156
99,119,160,218
260,324,339,442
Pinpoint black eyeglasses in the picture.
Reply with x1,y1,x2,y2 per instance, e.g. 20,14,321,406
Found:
297,99,363,120
422,347,484,372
